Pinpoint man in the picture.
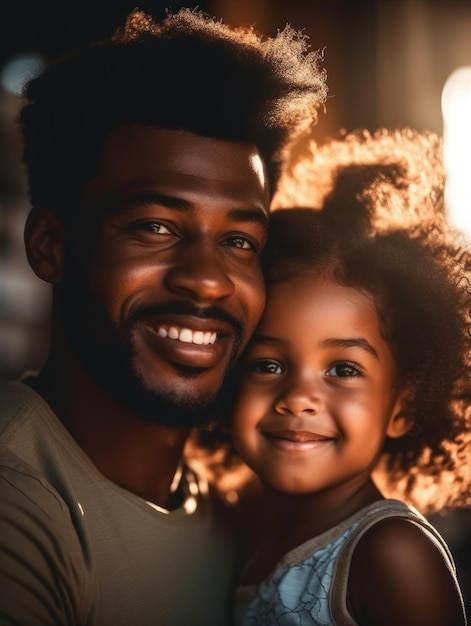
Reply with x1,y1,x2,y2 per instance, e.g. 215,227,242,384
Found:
0,8,326,625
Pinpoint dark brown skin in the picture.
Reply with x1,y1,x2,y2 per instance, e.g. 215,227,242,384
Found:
232,275,465,624
238,481,465,625
28,356,189,508
25,126,270,509
348,518,465,626
239,478,383,586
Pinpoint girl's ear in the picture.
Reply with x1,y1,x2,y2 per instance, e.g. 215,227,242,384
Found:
386,388,414,439
24,208,65,284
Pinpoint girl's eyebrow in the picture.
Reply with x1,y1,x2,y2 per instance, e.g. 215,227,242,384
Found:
323,337,379,360
249,335,380,359
249,334,282,346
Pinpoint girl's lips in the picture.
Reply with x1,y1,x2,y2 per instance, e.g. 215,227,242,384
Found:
264,429,330,442
263,429,335,452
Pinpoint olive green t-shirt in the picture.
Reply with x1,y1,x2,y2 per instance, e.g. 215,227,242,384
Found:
0,382,236,626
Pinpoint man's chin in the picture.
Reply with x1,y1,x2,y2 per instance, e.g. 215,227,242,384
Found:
90,359,237,429
117,380,234,429
140,395,222,429
128,353,240,428
71,328,237,428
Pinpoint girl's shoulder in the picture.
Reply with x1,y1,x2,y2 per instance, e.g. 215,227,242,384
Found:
342,500,466,626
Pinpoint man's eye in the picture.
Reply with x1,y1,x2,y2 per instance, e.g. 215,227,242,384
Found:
223,236,255,250
145,222,172,234
326,362,362,378
251,360,283,375
131,220,174,235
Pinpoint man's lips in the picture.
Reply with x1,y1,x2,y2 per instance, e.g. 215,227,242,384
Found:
141,315,232,343
137,315,233,368
126,301,243,337
157,325,217,345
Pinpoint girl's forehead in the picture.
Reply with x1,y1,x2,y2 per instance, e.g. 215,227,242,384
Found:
262,275,386,345
266,274,376,312
269,268,356,294
261,276,395,369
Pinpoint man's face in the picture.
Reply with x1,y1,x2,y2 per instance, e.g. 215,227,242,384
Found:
61,127,269,427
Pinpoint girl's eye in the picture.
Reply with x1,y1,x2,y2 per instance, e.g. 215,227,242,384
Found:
251,360,283,375
326,362,363,378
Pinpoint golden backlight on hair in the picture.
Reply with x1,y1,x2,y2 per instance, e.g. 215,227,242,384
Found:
272,128,445,233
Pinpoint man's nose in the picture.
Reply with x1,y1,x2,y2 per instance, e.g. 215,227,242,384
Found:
164,240,235,302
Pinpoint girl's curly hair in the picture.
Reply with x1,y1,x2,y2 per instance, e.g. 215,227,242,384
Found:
265,205,471,514
192,128,471,514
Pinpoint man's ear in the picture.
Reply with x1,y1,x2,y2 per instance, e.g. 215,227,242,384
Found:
24,208,65,284
386,388,414,439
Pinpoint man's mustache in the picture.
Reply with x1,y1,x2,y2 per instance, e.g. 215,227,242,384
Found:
126,300,244,338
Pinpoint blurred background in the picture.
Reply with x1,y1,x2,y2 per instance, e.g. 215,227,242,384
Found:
0,0,470,609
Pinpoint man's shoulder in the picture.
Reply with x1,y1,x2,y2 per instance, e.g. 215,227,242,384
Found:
0,379,87,521
0,443,95,626
0,379,69,456
0,445,74,528
0,380,38,432
0,394,75,531
0,379,55,442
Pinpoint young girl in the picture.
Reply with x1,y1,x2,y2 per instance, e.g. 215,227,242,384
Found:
230,140,471,625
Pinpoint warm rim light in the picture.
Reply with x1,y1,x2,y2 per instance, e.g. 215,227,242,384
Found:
442,66,471,236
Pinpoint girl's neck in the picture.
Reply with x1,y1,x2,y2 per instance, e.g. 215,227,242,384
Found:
240,478,383,586
267,477,383,539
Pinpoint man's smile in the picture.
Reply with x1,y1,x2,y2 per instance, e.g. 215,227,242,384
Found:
157,325,218,345
138,315,237,369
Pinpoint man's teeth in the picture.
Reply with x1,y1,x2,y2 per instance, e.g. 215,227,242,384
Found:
157,326,217,345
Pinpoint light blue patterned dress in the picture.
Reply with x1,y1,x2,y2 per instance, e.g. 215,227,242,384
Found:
234,500,465,626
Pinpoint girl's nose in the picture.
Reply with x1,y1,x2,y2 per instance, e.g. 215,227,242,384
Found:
274,378,322,417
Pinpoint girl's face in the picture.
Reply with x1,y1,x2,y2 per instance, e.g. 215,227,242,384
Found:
231,274,408,495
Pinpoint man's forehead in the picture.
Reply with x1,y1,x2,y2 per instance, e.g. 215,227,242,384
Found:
82,126,270,215
100,126,268,190
82,126,270,213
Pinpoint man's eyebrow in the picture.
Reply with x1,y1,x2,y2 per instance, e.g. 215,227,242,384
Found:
118,191,192,212
230,207,268,227
115,191,268,226
324,337,380,360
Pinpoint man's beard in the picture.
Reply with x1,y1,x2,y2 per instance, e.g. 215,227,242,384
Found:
79,333,239,428
58,269,243,429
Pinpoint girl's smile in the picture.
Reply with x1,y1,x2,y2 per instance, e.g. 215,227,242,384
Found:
262,427,336,451
232,273,410,496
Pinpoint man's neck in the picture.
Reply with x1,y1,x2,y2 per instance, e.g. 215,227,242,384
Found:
28,356,190,510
